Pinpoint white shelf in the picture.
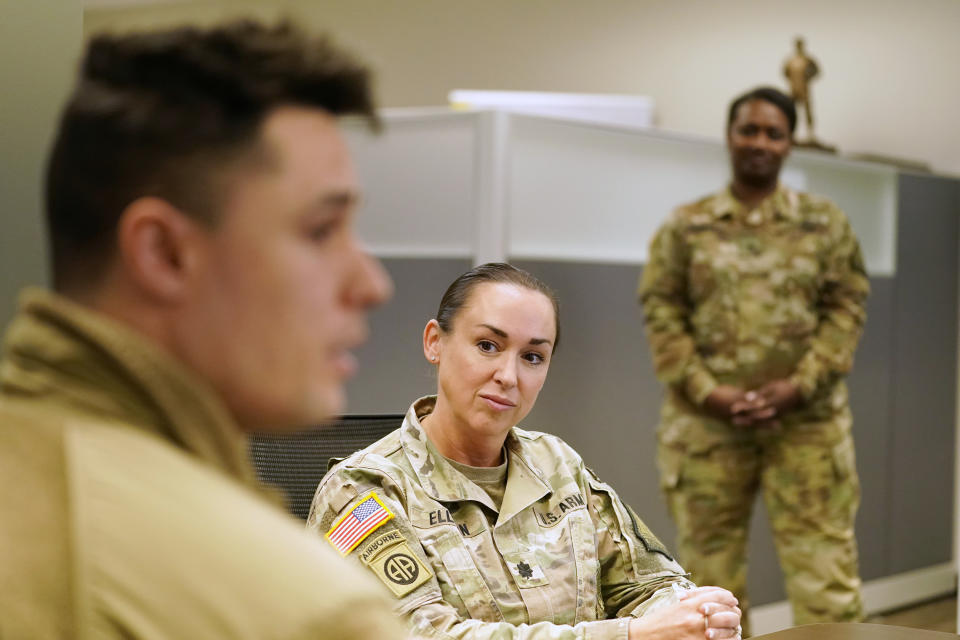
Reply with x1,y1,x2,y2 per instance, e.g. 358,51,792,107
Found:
346,108,899,276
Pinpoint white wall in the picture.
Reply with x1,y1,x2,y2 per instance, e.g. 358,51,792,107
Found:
83,0,960,175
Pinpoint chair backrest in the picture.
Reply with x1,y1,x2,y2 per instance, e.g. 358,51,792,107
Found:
249,414,404,521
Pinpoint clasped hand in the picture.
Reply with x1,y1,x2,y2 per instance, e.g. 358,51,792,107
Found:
704,380,801,428
628,586,742,640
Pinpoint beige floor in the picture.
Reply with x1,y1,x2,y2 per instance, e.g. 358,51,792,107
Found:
868,594,957,634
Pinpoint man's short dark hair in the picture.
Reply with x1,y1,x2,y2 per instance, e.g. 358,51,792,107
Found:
726,86,797,135
46,20,378,291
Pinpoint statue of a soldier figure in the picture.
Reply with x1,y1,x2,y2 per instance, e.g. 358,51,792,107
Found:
783,36,835,151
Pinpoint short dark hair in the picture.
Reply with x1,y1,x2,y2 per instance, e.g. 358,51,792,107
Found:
436,263,561,353
46,19,378,291
727,86,797,134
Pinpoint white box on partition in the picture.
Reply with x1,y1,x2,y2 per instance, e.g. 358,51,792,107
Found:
448,89,655,129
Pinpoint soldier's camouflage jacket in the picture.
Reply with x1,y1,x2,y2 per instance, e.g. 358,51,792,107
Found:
309,396,694,639
639,185,869,450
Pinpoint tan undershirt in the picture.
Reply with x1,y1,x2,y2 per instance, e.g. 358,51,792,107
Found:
446,453,508,512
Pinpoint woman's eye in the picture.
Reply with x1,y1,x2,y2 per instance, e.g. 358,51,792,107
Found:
524,352,545,365
477,340,497,353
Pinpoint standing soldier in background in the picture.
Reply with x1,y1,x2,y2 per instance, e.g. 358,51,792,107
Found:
0,20,404,639
638,86,868,635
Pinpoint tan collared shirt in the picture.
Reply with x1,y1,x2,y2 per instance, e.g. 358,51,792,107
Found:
0,289,404,639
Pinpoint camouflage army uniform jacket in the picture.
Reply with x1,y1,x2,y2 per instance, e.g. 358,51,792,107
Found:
309,396,694,639
0,290,404,639
639,185,869,452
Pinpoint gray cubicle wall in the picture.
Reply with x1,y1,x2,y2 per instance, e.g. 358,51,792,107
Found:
886,174,958,573
345,258,472,412
346,172,958,607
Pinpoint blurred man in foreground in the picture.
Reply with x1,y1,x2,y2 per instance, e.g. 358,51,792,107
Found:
0,20,403,639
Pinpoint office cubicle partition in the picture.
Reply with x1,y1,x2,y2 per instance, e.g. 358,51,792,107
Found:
342,109,959,633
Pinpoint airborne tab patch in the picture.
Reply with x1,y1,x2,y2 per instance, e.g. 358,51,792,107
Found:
357,529,405,564
326,491,394,555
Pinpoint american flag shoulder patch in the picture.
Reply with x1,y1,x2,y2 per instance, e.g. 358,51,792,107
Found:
326,491,394,556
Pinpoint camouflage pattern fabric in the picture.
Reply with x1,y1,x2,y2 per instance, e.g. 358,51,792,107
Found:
639,185,868,633
309,396,695,639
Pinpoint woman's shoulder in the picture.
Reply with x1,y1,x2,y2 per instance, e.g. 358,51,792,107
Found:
314,429,413,506
324,428,407,481
326,398,426,471
309,428,413,528
511,426,586,468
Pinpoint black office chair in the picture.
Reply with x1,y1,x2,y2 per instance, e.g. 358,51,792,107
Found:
249,414,404,521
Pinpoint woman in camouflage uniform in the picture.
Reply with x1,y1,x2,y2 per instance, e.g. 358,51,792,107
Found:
640,87,868,633
310,263,742,640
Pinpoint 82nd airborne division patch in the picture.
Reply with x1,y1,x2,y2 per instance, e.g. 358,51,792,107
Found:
326,491,433,597
365,541,432,597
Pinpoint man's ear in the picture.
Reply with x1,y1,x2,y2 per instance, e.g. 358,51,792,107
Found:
115,196,206,302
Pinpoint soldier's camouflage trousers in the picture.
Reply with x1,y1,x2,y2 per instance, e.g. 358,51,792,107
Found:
658,425,864,636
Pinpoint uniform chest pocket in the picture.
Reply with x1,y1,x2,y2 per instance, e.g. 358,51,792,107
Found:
418,526,504,622
530,505,602,623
